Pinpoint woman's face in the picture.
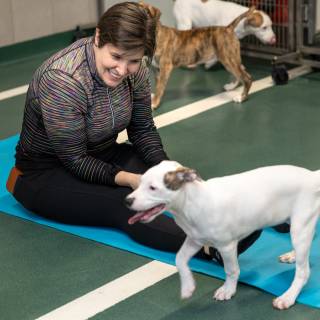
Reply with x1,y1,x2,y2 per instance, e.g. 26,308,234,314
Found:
94,31,144,87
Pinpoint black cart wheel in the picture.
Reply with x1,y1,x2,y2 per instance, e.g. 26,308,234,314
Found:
271,64,289,85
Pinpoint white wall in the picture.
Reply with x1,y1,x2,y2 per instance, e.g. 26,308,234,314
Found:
0,0,98,48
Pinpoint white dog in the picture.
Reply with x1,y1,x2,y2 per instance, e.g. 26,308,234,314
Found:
126,160,320,310
173,0,276,68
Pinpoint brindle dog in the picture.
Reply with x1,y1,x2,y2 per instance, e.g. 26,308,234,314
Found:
139,2,254,109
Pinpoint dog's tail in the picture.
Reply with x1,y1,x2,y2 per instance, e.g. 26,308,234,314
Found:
227,6,255,31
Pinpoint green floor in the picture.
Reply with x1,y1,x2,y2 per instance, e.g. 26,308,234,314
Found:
0,33,320,319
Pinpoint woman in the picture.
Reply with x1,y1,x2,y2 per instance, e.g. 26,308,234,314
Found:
7,2,261,262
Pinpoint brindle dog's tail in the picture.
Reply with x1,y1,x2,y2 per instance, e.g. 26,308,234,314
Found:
227,6,255,31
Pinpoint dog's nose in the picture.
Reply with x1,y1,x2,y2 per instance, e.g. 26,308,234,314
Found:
124,196,134,208
270,36,276,45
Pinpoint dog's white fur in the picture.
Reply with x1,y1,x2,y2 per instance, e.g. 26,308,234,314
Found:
173,0,276,68
126,160,320,309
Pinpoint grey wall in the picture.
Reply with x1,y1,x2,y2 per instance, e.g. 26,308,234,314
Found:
0,0,175,48
100,0,175,27
317,0,320,32
2,0,317,48
0,0,98,48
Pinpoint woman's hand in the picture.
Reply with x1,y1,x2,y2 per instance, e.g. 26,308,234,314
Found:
127,173,141,190
115,171,141,190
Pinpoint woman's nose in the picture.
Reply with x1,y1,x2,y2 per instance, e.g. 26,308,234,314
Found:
117,61,128,76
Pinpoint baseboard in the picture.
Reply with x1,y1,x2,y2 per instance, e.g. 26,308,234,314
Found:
0,27,94,65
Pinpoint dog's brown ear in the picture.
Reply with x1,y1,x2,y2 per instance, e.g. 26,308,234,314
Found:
139,1,161,20
164,167,200,190
244,11,263,28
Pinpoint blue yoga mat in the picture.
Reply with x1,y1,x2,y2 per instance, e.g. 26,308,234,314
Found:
0,135,319,308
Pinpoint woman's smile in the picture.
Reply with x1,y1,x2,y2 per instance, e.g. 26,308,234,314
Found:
94,39,144,87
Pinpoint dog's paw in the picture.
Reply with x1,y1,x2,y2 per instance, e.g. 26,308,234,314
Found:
224,82,239,91
186,64,197,69
151,95,160,110
204,63,213,69
213,285,236,301
232,95,244,103
233,94,249,103
204,60,217,69
279,251,296,264
273,294,295,310
180,282,196,300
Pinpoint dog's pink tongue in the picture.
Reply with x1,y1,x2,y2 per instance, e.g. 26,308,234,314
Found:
128,204,165,225
128,212,146,225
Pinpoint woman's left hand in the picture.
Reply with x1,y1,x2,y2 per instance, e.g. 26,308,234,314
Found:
129,173,141,190
115,171,141,190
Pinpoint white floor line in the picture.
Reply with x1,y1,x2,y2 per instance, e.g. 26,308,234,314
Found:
117,65,312,143
0,84,29,102
0,65,310,107
36,261,177,320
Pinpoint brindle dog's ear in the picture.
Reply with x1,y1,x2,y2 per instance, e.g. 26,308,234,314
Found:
139,1,161,20
164,167,200,190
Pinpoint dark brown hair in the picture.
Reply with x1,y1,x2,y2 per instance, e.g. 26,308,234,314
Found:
96,2,156,64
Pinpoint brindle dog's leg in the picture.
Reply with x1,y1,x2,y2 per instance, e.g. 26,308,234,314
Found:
224,77,240,91
218,39,252,103
238,64,252,102
152,61,173,110
220,61,252,103
231,63,252,102
204,55,218,69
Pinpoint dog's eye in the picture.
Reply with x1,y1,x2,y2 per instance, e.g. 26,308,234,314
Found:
149,185,157,191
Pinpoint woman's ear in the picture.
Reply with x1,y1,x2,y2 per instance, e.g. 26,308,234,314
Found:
94,28,100,47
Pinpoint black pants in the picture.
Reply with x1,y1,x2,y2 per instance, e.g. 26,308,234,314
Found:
13,143,261,258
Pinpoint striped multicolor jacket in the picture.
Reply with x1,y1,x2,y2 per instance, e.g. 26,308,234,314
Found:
15,37,168,186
